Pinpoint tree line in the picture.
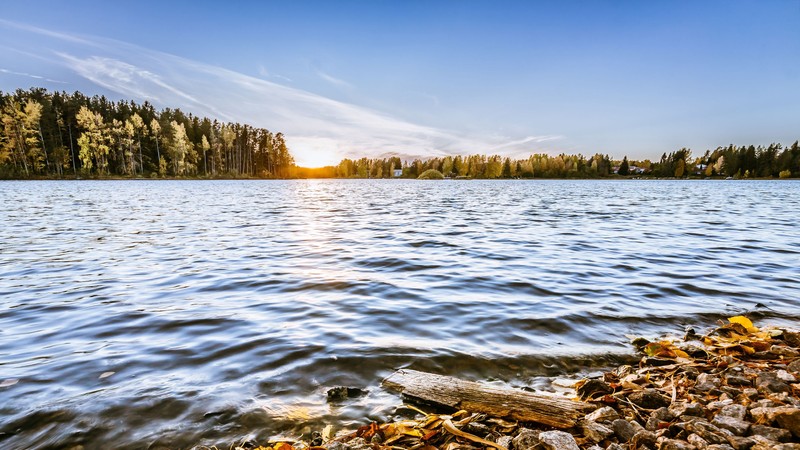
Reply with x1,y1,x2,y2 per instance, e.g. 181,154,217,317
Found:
0,88,294,178
298,144,798,179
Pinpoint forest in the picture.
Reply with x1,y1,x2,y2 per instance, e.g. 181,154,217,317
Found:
0,88,295,178
298,142,800,180
2,88,798,180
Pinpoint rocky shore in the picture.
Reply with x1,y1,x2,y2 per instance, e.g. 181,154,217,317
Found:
225,317,799,450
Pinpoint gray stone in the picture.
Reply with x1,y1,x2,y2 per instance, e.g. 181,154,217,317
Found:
658,439,695,450
614,418,643,442
606,444,625,450
756,372,791,394
629,389,672,409
769,346,800,358
724,436,756,450
631,430,658,449
742,388,759,400
581,420,614,443
776,370,796,382
537,430,580,450
647,407,675,431
749,424,791,443
327,438,371,450
725,375,752,387
686,421,730,445
497,436,513,450
687,433,709,449
696,373,722,392
706,446,735,450
584,406,620,424
512,428,541,450
718,405,747,421
771,445,800,450
586,446,603,450
708,400,735,410
787,359,800,374
711,415,750,436
671,402,705,418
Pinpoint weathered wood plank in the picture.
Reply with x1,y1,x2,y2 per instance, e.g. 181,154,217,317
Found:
382,369,594,429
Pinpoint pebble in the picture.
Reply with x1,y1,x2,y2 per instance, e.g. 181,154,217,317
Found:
750,424,791,443
581,420,613,442
613,418,641,442
629,389,672,409
756,373,791,394
776,370,796,382
537,430,580,450
658,438,695,450
696,373,722,392
772,407,800,438
718,404,747,421
687,433,709,449
584,406,620,424
511,428,540,450
711,415,750,436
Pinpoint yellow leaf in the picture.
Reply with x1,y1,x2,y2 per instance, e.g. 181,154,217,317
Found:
729,316,756,333
673,349,690,359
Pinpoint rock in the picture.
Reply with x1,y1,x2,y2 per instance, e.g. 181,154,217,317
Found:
769,346,800,358
708,399,734,410
687,433,709,449
781,331,800,347
606,444,625,450
537,430,580,450
706,446,735,450
776,370,796,382
686,421,730,445
577,379,613,400
772,445,800,450
512,428,540,450
696,373,722,393
711,415,750,436
629,389,672,409
749,407,778,424
718,405,747,421
632,430,658,449
496,435,513,450
725,375,752,387
648,407,675,431
326,386,367,402
787,359,800,373
584,406,620,424
581,420,614,442
586,446,603,450
749,424,791,443
671,402,706,418
772,407,800,438
724,436,756,450
613,418,643,442
770,444,800,450
327,438,371,450
658,439,695,450
756,373,791,394
742,388,759,400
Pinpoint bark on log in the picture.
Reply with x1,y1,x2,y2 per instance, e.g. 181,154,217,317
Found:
382,369,594,429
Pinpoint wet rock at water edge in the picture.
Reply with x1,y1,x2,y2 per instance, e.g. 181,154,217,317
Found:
537,430,580,450
326,386,368,402
577,379,614,400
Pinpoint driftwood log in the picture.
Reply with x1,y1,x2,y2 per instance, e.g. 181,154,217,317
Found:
382,369,594,429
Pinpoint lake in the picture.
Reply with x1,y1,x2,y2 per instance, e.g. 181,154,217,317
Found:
1,179,798,449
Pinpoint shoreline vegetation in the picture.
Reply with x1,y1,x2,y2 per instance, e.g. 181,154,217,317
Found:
209,317,799,450
1,88,799,181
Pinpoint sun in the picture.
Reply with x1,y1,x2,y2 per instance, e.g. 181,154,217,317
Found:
293,147,340,168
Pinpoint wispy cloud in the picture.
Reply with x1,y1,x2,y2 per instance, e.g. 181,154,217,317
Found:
316,70,353,89
258,64,292,82
0,67,67,84
0,19,565,166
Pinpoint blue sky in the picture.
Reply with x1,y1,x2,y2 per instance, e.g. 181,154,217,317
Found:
1,1,798,166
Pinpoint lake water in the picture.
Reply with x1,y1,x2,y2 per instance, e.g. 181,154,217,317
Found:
1,179,799,449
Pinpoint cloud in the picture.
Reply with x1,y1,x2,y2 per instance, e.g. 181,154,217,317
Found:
316,70,353,89
0,20,565,166
0,67,67,84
